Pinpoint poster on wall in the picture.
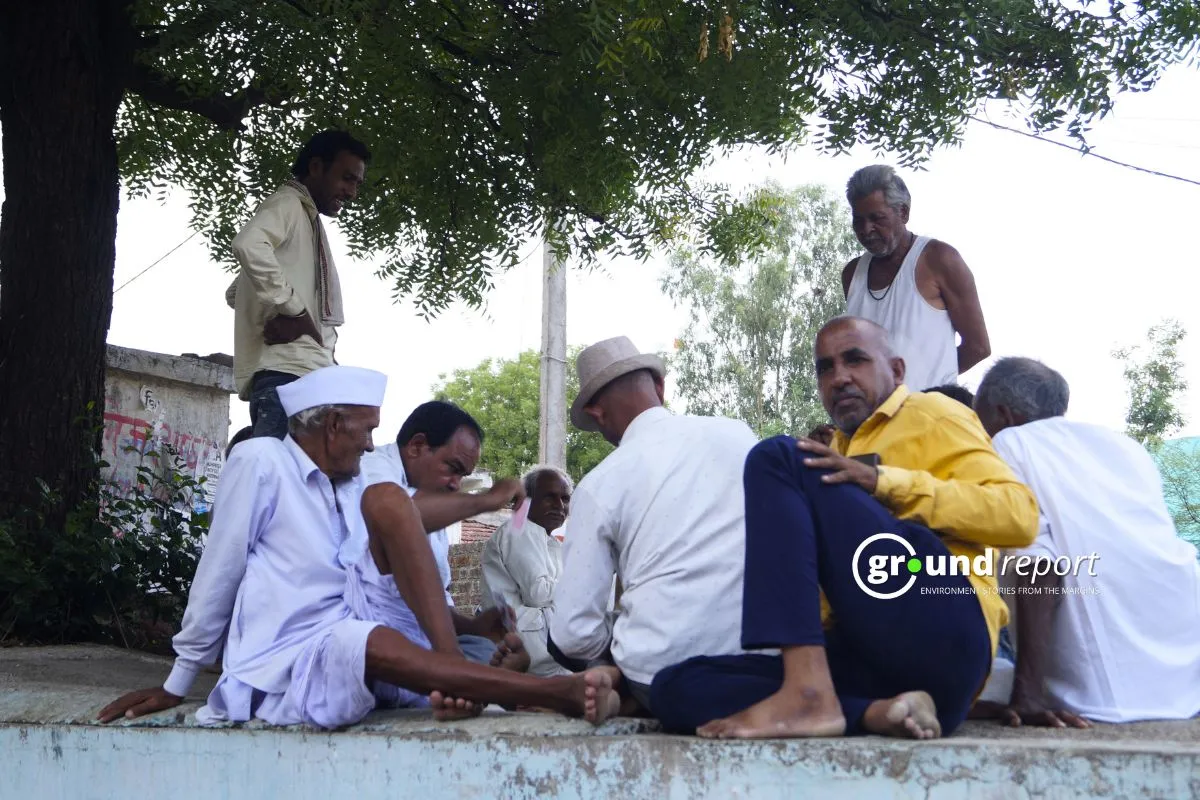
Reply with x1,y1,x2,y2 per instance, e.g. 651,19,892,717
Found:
194,454,223,515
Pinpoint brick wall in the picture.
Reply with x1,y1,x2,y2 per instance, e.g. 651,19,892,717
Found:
449,541,487,611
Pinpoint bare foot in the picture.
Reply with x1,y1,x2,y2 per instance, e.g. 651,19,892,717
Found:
697,687,846,739
489,633,531,673
429,690,483,721
578,664,644,716
579,669,620,725
863,691,941,740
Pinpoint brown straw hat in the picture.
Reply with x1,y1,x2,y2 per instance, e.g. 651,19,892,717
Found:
570,337,665,432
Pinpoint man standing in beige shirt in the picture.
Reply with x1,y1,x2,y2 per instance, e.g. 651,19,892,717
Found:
228,130,370,438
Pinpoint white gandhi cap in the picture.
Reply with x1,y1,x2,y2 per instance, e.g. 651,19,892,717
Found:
276,365,388,417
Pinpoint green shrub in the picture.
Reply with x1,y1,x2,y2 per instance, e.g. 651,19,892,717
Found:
0,447,207,649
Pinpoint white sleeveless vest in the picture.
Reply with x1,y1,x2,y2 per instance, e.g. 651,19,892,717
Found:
845,235,958,391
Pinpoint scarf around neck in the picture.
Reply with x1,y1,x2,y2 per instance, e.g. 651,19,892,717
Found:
284,179,344,328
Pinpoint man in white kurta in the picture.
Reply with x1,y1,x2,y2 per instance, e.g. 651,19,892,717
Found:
975,357,1200,724
482,467,574,677
549,337,759,711
197,366,415,727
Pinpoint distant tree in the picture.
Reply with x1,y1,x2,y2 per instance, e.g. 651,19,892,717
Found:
1114,319,1199,545
663,183,856,437
1157,440,1200,547
433,348,613,482
1114,319,1187,448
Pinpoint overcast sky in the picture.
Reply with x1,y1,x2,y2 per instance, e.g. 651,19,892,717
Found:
9,66,1198,448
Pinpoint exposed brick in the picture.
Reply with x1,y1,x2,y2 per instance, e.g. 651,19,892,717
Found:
461,520,498,544
448,541,487,610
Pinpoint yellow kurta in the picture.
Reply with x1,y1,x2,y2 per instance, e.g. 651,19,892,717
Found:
827,385,1039,655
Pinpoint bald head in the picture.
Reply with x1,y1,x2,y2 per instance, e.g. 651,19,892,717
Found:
814,316,906,436
817,316,897,358
582,368,665,446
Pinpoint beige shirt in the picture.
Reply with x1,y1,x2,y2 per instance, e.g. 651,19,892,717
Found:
481,518,569,677
230,184,340,399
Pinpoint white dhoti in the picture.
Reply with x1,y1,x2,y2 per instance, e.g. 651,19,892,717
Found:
199,554,433,729
199,617,380,728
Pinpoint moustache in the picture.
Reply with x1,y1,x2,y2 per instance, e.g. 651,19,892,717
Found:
832,390,866,405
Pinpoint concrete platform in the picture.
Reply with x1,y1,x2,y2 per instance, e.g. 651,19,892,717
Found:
3,645,1199,799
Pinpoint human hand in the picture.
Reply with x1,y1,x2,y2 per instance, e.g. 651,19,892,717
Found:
485,478,525,512
470,606,514,641
96,686,184,723
264,310,323,346
998,701,1091,729
796,438,879,494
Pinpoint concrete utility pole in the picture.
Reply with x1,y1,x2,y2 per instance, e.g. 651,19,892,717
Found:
538,236,568,470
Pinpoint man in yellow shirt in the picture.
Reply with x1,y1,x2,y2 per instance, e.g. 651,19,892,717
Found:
650,316,1038,739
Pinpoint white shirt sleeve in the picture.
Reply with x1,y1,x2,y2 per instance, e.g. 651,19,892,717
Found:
360,448,411,494
429,528,454,607
481,525,528,612
163,448,275,697
548,486,617,662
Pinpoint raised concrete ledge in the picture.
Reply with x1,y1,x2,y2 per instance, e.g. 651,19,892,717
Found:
5,646,1200,799
7,718,1200,799
105,343,236,394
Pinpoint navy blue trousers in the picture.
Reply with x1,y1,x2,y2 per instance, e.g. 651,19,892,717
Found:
249,370,298,439
650,436,992,735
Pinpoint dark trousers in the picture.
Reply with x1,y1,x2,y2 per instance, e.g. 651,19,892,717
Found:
649,435,992,735
249,370,298,440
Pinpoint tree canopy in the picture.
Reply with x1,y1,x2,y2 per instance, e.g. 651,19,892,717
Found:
663,182,854,437
116,0,1200,311
2,0,1198,515
433,348,614,481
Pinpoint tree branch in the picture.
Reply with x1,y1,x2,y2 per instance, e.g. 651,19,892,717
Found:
126,61,291,132
496,0,562,56
274,0,314,17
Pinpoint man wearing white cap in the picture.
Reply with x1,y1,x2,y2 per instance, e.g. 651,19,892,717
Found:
548,336,760,718
99,365,619,728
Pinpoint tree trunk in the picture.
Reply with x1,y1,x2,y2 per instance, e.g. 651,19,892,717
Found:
0,1,133,517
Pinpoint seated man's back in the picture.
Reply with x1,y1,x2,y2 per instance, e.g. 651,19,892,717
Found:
552,406,758,686
993,416,1200,721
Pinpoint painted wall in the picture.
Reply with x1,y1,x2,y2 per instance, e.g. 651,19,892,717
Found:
101,345,235,513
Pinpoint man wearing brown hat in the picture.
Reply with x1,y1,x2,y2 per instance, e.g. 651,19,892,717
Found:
548,336,761,718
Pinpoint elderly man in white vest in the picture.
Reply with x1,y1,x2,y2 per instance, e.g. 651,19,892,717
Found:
842,165,991,390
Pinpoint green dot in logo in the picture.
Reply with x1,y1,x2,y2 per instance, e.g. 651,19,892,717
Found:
906,557,922,574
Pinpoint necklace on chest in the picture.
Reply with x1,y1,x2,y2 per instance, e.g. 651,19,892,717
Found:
867,270,896,301
866,233,915,301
